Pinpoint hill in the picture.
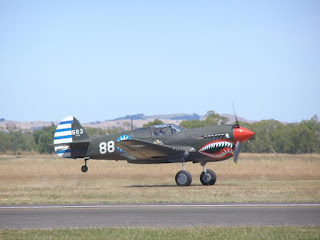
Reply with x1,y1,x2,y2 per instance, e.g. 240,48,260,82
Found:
0,113,255,131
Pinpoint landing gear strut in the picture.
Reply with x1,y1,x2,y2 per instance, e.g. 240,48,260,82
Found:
175,161,192,186
81,158,89,173
200,162,216,185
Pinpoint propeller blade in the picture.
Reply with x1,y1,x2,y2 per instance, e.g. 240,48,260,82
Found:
232,104,240,128
233,141,241,165
235,114,239,128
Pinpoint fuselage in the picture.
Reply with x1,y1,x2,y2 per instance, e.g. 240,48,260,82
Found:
84,124,253,164
53,116,254,186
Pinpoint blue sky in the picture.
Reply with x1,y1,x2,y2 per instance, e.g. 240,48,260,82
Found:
1,1,319,123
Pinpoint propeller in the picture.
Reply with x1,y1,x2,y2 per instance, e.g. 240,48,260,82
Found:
232,104,242,165
233,140,241,165
232,121,254,165
231,105,255,166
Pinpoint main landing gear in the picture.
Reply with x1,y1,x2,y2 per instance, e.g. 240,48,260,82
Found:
200,162,216,185
81,158,89,173
175,162,216,186
175,162,192,186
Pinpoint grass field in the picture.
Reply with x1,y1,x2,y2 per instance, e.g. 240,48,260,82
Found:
0,227,319,240
0,153,319,204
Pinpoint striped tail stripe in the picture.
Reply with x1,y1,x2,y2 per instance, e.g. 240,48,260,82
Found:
55,149,71,154
54,135,73,140
55,128,72,133
56,124,72,130
54,145,72,158
59,120,73,125
54,116,74,157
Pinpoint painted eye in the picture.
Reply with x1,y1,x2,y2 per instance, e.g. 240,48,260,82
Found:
225,133,230,138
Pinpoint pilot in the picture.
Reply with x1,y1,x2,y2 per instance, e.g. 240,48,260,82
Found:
159,128,165,135
153,127,158,136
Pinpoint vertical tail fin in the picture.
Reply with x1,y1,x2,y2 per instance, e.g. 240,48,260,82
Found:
54,116,90,158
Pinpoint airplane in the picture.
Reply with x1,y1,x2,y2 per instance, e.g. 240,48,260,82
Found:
53,116,254,186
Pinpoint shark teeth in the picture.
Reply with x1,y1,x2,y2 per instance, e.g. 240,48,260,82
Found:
200,141,233,151
199,141,235,159
200,148,234,159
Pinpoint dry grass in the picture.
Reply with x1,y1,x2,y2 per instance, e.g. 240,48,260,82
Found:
0,154,319,204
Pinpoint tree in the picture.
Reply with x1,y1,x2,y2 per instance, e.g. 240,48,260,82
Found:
0,132,10,153
38,132,54,153
143,119,164,127
33,123,56,154
85,127,122,137
179,110,228,129
241,116,320,154
85,127,107,138
179,119,206,129
0,130,36,154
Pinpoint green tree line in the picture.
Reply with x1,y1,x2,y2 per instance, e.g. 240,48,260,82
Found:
240,115,320,154
0,113,319,154
179,110,228,128
0,124,122,154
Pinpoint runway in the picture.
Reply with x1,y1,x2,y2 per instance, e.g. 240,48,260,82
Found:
0,203,319,229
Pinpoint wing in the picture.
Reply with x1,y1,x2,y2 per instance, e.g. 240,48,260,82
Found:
115,139,186,161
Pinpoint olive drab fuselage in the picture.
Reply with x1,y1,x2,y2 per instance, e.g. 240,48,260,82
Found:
53,116,254,186
80,124,239,163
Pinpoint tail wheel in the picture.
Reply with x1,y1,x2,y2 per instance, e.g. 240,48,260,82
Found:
81,165,88,173
175,170,192,186
200,169,216,185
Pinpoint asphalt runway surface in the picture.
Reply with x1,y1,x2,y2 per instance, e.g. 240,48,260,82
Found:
0,203,319,229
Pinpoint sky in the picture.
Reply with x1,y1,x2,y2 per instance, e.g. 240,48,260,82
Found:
1,0,319,123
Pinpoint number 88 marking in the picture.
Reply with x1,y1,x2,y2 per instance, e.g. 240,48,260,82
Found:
99,141,115,154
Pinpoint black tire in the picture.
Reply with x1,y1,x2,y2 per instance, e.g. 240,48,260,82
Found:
81,165,88,173
175,170,192,186
200,169,216,185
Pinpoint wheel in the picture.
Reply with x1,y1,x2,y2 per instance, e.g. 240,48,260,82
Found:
175,170,192,186
81,165,88,173
200,169,216,185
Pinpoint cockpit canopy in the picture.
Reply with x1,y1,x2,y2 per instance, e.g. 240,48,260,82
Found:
130,124,182,139
151,124,182,136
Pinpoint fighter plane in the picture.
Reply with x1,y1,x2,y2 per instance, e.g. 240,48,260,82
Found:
53,116,254,186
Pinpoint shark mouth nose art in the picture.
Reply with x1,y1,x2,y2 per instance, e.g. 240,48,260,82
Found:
199,140,234,159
